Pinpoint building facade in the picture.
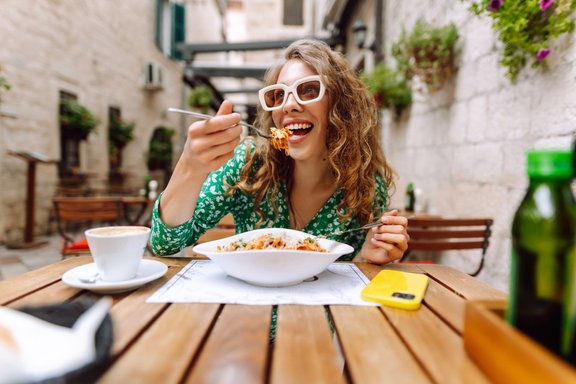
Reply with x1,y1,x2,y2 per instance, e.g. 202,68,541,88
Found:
378,1,575,291
0,0,222,244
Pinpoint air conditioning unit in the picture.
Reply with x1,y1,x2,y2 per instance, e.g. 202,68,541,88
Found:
142,62,164,91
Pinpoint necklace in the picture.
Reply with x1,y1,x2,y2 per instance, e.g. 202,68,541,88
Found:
289,200,303,231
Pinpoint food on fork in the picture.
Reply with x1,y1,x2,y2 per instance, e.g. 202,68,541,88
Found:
270,127,293,155
217,233,327,252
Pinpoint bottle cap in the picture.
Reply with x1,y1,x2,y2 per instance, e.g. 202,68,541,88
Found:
527,149,573,179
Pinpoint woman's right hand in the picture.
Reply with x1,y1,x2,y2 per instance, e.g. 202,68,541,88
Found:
181,99,243,176
158,100,242,227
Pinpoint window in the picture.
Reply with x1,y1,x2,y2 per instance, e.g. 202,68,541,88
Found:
59,91,79,177
155,0,186,60
108,106,121,172
283,0,303,26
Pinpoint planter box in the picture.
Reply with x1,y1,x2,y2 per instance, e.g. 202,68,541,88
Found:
464,300,576,384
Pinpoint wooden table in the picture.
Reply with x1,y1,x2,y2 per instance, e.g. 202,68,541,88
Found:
119,196,154,225
0,256,507,383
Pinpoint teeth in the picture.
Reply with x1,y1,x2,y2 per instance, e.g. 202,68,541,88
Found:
285,123,312,130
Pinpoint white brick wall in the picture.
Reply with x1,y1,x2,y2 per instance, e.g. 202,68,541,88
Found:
383,1,576,291
0,0,221,243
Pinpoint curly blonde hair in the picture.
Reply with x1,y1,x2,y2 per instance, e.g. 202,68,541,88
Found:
231,39,395,226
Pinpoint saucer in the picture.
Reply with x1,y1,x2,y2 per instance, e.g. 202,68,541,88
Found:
62,259,168,294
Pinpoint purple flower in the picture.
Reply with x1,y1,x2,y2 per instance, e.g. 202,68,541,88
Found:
540,0,554,11
488,0,504,11
536,48,551,61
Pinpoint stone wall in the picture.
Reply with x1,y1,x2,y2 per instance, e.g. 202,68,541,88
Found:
381,1,576,291
0,0,219,243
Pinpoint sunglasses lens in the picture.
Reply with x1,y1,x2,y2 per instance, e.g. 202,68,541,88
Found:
296,80,322,102
263,88,285,108
261,78,323,110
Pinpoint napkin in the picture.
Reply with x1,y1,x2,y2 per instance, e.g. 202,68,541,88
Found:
0,298,112,384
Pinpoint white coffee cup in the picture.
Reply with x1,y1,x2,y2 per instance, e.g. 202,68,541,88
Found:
85,226,151,282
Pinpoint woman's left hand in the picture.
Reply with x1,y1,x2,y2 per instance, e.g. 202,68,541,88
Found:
353,210,410,264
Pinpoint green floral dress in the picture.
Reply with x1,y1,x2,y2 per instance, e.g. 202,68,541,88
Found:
150,141,388,259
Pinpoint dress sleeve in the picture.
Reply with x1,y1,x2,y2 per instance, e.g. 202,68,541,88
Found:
150,142,250,256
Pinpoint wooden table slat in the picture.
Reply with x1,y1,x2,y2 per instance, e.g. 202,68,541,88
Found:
108,265,183,355
7,281,81,308
422,279,467,333
99,304,220,384
382,304,490,384
331,306,431,384
186,304,271,384
272,305,345,384
0,257,88,305
416,264,507,301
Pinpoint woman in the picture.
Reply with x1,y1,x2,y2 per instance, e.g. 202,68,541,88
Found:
150,39,409,263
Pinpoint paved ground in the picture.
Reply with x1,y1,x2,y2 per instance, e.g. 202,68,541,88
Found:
0,234,64,281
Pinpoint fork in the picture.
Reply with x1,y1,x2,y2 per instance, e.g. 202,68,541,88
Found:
316,220,383,239
168,108,272,139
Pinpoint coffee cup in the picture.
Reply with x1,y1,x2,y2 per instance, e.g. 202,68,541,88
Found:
85,226,151,282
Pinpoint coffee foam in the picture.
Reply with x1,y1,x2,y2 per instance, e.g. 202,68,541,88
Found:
88,226,149,237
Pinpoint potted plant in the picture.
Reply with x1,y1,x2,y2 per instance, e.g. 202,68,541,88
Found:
108,117,135,172
147,126,175,171
392,19,459,93
463,0,576,82
188,85,214,114
361,63,413,116
59,99,99,140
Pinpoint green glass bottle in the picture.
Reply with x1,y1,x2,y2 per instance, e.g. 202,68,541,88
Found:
507,149,576,364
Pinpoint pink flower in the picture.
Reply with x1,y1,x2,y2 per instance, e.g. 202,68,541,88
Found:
488,0,504,11
540,0,554,11
536,48,551,61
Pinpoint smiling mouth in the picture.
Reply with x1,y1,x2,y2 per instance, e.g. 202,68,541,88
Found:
285,123,313,136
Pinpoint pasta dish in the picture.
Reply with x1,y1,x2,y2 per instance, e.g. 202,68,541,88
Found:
217,233,327,252
270,127,293,155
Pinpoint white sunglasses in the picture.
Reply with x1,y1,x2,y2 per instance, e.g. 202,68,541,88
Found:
258,75,326,111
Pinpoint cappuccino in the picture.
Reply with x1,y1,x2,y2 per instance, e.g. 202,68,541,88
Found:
85,226,151,282
88,226,149,237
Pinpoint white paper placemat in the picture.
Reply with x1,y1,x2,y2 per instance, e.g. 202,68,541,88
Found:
147,260,377,306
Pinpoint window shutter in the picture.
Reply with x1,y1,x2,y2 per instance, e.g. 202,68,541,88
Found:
170,3,186,60
283,0,303,26
155,0,163,50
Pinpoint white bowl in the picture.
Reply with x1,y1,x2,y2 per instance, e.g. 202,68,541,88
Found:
192,228,354,287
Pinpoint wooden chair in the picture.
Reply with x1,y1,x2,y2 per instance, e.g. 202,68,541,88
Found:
402,217,494,276
52,196,124,257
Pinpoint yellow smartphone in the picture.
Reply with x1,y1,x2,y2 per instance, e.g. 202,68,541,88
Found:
361,270,429,310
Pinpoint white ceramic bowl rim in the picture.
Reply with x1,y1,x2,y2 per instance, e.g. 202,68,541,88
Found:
192,228,355,287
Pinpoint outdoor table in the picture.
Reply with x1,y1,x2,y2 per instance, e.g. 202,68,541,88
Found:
0,256,507,383
119,196,154,225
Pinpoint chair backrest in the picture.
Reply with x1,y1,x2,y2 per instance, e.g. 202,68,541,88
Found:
52,196,124,243
406,217,494,276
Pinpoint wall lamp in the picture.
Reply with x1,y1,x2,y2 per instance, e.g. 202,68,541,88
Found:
352,20,376,52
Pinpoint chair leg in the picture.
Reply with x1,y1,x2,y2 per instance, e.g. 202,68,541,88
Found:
469,253,485,277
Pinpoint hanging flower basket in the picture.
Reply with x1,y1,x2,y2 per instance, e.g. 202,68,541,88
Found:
361,64,412,116
108,118,135,171
463,0,576,82
59,99,99,141
392,19,459,93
